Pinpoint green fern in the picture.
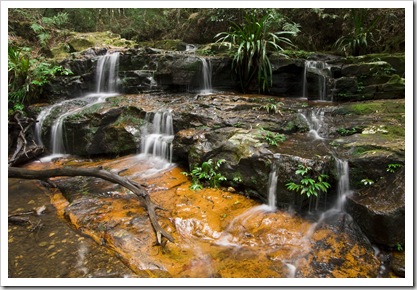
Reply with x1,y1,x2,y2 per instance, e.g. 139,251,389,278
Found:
286,164,331,198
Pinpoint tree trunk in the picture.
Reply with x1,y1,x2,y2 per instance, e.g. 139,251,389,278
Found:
8,166,174,244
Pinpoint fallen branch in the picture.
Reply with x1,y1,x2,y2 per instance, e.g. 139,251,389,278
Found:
8,111,45,167
8,166,174,244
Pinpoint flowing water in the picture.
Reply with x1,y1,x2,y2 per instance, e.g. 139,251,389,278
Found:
11,48,396,280
35,52,120,156
198,57,213,95
136,109,175,176
303,60,332,101
298,107,329,140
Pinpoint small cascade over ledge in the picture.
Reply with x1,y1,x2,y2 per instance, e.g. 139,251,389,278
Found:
36,51,121,158
137,109,175,174
96,52,120,93
197,57,213,95
303,60,333,101
266,157,280,211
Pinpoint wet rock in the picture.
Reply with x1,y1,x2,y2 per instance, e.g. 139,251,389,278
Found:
345,167,405,247
390,251,405,277
300,212,380,278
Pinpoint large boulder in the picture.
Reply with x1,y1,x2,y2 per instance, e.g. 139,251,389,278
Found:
345,167,405,247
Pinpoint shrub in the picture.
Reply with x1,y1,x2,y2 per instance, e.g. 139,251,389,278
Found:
182,159,227,190
215,12,297,93
286,164,331,198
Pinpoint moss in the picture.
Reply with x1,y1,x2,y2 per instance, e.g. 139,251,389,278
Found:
386,74,405,86
113,114,144,128
338,101,405,115
281,49,316,59
137,39,185,51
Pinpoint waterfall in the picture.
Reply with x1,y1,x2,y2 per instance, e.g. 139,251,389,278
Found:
96,52,120,93
267,159,279,211
198,57,213,95
303,60,331,101
334,157,351,211
298,108,327,140
36,52,120,156
140,110,174,163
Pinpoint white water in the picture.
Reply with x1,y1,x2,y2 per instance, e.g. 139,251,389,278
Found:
298,108,327,140
303,60,331,101
95,52,120,93
198,57,213,95
36,52,121,155
137,109,175,175
267,159,279,211
334,157,352,211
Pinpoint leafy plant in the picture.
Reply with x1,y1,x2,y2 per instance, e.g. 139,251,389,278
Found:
258,126,286,146
258,101,284,115
8,45,72,113
395,242,404,252
215,12,296,93
360,178,374,186
337,127,359,136
182,159,227,190
386,163,403,173
286,164,331,198
334,9,382,56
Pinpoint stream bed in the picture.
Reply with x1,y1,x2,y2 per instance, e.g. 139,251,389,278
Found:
8,154,395,279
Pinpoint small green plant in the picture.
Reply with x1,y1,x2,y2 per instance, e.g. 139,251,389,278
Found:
258,102,284,115
386,163,403,173
395,242,404,252
182,159,227,190
258,126,286,146
286,164,331,198
360,178,374,186
337,127,359,136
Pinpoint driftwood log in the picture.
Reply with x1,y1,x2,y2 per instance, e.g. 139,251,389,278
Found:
8,166,174,244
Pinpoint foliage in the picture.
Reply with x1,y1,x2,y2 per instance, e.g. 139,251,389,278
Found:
334,9,382,56
257,101,284,114
8,45,72,113
215,12,297,93
258,126,286,146
360,178,374,186
337,127,359,136
30,12,69,48
182,159,227,190
395,242,404,252
286,164,331,198
386,163,403,173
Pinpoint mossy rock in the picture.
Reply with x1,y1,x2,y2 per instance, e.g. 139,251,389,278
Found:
197,43,231,56
137,39,187,51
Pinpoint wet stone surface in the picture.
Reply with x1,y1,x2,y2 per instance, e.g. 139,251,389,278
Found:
8,155,390,278
8,178,136,278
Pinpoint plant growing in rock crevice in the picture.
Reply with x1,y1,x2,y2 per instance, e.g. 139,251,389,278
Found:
257,126,286,147
286,164,331,198
182,159,227,190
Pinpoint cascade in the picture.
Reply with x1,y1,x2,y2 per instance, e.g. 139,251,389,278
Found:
36,52,120,155
298,108,327,140
95,52,120,93
334,157,352,211
185,44,197,52
267,158,279,211
140,109,174,163
303,60,332,101
198,57,213,95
